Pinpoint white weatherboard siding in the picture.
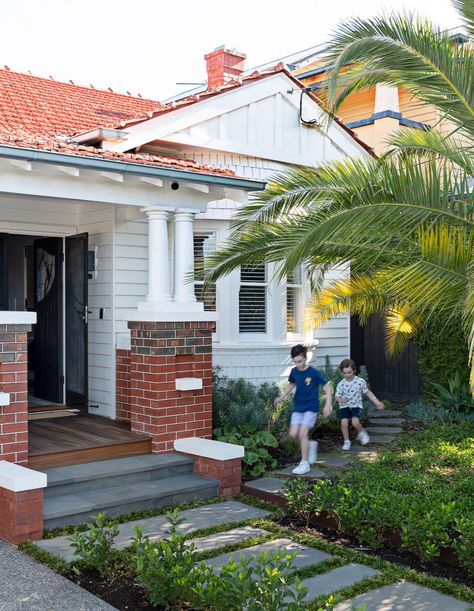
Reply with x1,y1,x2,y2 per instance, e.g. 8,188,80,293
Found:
77,205,115,418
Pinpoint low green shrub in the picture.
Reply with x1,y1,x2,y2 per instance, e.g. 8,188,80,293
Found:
283,423,474,574
68,513,119,578
214,423,278,477
129,507,309,610
407,400,474,425
212,367,292,440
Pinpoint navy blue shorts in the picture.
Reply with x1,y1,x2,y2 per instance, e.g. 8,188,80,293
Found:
339,407,361,420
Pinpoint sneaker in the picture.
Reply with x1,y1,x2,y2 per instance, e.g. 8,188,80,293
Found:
308,440,318,464
357,431,370,445
292,460,311,475
342,440,351,451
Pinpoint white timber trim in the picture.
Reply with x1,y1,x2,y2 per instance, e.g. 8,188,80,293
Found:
0,312,37,325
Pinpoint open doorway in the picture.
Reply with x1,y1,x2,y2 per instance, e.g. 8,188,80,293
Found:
0,232,89,409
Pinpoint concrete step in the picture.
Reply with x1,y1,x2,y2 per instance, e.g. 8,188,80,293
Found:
299,563,379,601
368,417,405,425
43,473,219,529
43,454,194,498
368,409,402,417
366,426,403,434
204,538,332,572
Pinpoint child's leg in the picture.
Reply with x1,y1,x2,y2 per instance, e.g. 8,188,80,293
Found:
351,417,363,434
341,418,350,441
289,424,300,440
298,425,310,461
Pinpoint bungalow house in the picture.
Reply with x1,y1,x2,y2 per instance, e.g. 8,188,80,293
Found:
0,48,371,539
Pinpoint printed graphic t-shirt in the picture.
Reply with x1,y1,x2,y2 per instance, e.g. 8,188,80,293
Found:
289,365,327,413
335,376,368,408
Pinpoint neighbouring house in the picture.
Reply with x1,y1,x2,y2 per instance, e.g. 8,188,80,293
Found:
0,47,372,473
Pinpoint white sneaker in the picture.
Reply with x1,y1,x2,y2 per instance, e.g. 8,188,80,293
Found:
357,431,370,445
292,460,311,475
342,440,351,451
308,440,318,464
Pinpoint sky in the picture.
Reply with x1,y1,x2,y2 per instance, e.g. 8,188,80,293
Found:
0,0,463,102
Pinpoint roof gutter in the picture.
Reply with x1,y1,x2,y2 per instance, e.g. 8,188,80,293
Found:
0,144,267,191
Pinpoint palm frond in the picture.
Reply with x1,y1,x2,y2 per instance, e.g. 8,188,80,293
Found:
452,0,474,37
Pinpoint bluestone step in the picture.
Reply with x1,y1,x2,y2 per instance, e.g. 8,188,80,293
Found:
366,435,396,444
333,580,470,610
243,477,285,496
37,500,272,561
368,417,405,425
298,564,380,601
275,466,327,479
43,454,194,498
43,474,218,528
315,455,353,467
366,426,403,434
368,409,402,417
204,538,332,572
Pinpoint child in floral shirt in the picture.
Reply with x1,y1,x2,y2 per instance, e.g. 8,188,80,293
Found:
335,358,384,451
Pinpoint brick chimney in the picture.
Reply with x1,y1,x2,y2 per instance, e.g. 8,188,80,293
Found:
204,47,246,89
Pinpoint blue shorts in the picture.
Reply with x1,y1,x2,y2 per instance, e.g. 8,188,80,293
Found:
291,410,318,428
339,407,361,420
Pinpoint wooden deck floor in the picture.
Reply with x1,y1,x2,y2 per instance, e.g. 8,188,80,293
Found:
28,414,152,469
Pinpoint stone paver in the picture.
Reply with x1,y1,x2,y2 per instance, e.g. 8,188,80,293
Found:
204,537,332,572
275,466,327,479
36,500,271,562
333,580,471,610
366,435,396,444
243,477,285,495
0,540,114,611
315,455,353,468
188,526,270,552
299,563,380,601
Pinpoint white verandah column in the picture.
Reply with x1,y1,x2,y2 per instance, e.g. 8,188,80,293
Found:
173,209,199,306
143,207,172,304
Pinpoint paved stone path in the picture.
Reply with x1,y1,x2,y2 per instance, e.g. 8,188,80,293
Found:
31,499,471,609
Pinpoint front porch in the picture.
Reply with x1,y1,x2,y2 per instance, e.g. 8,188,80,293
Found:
27,413,152,470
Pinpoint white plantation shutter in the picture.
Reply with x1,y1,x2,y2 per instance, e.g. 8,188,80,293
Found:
193,233,217,311
239,264,267,332
287,266,303,333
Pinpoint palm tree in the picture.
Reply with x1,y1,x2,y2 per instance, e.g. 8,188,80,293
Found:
203,0,474,390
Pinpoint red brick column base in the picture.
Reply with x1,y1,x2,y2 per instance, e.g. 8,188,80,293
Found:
0,487,44,543
174,438,243,498
124,321,215,453
0,322,31,465
191,455,241,498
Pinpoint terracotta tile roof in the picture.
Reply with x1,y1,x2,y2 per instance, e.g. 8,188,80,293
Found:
0,67,236,176
0,130,236,176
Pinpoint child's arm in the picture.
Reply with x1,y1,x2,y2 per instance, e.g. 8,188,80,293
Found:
335,395,348,405
366,389,384,410
274,382,295,405
321,382,333,417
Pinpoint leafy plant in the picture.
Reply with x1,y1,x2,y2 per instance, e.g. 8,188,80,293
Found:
212,367,292,440
68,513,119,578
190,549,309,611
129,507,197,610
214,423,278,477
427,372,474,412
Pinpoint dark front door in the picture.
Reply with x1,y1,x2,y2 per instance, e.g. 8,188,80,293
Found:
65,233,88,405
34,237,63,403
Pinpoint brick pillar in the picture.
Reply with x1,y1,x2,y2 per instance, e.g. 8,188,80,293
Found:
116,348,131,422
0,460,47,543
0,323,31,465
127,321,214,453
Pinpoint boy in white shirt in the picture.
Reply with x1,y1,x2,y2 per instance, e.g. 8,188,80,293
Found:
335,358,384,451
